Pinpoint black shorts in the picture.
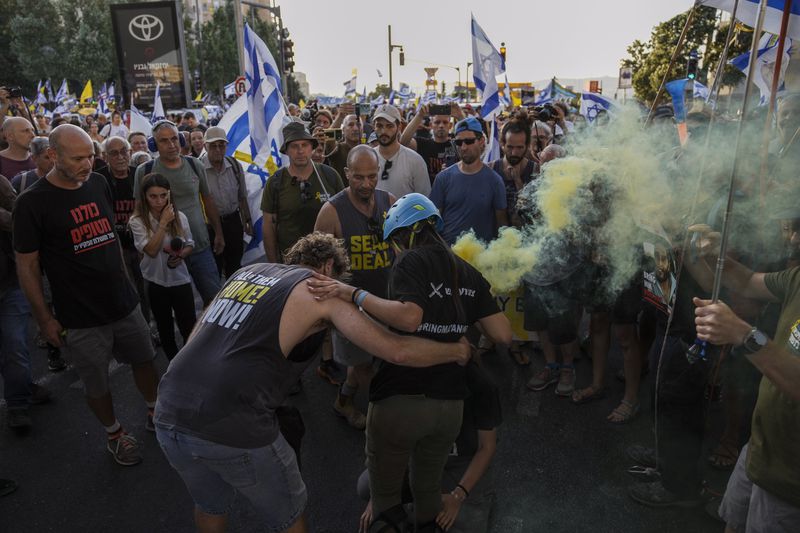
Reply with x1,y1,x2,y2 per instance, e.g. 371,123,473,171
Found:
523,279,581,345
580,266,642,325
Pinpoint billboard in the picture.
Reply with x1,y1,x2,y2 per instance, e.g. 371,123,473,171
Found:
110,1,191,111
619,67,633,89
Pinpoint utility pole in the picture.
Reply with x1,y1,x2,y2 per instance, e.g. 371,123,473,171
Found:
233,0,245,75
387,25,404,92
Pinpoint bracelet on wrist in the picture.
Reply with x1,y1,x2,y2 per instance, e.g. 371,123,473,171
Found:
355,289,369,308
351,288,362,304
456,484,470,498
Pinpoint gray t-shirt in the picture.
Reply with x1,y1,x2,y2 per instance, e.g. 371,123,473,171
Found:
134,157,211,252
375,145,431,198
154,263,324,448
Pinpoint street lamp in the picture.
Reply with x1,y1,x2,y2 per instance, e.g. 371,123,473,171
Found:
388,25,404,91
466,62,472,100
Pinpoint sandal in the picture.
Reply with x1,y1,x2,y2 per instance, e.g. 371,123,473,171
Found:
571,385,606,404
708,442,739,470
608,399,640,424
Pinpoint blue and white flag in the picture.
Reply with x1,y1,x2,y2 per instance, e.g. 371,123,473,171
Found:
97,95,109,116
343,74,357,96
36,80,48,105
579,92,617,122
398,83,412,99
388,90,396,105
535,78,577,105
358,87,367,103
224,81,237,99
693,80,710,100
98,82,108,100
45,79,53,103
151,83,166,123
55,79,68,103
698,0,800,40
129,104,153,137
217,94,287,265
108,82,115,101
730,32,793,105
421,90,437,105
500,74,511,107
471,14,505,119
244,22,287,162
482,118,501,164
370,94,385,106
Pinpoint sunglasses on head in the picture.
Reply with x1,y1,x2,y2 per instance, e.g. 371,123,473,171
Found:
291,176,312,202
381,160,393,181
454,137,478,147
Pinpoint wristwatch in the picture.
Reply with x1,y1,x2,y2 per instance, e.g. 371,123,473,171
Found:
742,327,769,354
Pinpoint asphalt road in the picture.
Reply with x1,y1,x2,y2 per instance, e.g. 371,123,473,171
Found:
0,333,730,533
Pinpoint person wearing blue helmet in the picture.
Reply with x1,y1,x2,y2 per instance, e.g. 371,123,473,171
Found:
308,192,512,532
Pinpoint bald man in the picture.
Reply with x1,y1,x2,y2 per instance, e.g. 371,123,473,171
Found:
13,124,159,467
314,145,396,429
0,117,35,180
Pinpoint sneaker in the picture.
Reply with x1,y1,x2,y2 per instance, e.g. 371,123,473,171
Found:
555,365,576,396
47,347,67,372
7,409,32,429
29,383,51,405
526,363,560,391
628,481,704,508
333,397,366,430
107,432,143,466
316,359,345,386
145,414,155,433
626,444,658,468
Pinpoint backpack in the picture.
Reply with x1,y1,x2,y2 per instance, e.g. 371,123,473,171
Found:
143,155,202,180
268,163,340,222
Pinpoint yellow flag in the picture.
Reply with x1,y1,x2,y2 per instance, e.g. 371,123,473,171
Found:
298,99,306,109
511,89,521,107
80,80,93,103
194,91,203,102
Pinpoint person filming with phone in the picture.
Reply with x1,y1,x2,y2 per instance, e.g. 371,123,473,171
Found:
401,103,465,185
129,174,196,361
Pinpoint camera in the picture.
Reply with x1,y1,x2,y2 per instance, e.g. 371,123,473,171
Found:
428,104,450,116
532,104,556,122
355,103,371,117
324,128,343,142
170,236,185,253
1,86,23,99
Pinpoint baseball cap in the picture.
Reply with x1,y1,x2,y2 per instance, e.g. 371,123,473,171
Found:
455,117,483,135
372,104,402,124
204,126,228,144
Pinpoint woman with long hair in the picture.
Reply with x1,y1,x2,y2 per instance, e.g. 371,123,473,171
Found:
129,173,196,360
308,193,511,532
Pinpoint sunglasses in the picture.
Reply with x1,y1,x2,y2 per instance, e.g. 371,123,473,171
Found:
292,176,312,202
453,137,478,147
107,149,129,158
381,160,393,181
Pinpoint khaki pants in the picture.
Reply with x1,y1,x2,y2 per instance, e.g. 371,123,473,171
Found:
366,395,463,525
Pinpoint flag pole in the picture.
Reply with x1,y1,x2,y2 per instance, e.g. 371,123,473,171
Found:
645,3,697,125
709,0,767,304
756,0,792,205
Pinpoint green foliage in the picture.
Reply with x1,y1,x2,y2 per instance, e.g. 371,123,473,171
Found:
621,5,751,105
368,84,390,100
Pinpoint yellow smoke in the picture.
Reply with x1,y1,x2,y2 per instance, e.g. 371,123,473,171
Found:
453,228,539,293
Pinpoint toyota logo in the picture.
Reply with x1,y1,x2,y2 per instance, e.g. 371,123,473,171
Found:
129,14,164,42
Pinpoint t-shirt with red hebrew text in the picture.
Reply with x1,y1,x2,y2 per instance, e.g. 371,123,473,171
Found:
13,173,138,328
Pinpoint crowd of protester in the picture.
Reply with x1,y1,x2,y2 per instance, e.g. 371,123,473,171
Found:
0,81,798,533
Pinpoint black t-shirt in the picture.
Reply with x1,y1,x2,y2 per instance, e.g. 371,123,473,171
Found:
369,244,500,402
449,362,502,466
12,173,138,328
98,165,137,250
415,137,459,185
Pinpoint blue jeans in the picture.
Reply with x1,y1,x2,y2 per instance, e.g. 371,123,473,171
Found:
156,425,306,530
0,287,32,410
185,247,221,306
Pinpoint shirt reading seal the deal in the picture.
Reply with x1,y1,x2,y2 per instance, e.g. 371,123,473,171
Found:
369,244,499,402
12,173,138,328
155,263,324,448
748,267,800,506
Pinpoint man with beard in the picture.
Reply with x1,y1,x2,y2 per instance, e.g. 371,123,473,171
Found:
314,146,396,430
429,117,507,245
372,104,430,199
324,114,362,182
488,117,537,228
400,103,464,185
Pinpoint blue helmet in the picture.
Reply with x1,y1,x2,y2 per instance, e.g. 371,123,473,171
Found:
382,193,444,241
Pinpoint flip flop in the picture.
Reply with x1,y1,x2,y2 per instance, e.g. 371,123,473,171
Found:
571,385,606,404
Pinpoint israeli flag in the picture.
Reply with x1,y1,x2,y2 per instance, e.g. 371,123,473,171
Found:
482,118,501,164
693,81,710,100
151,82,166,123
358,87,367,103
500,74,512,107
698,0,800,40
36,81,47,105
55,79,68,103
129,104,153,137
224,81,237,99
388,90,395,105
244,22,286,163
730,33,793,105
343,75,357,95
398,83,412,99
421,90,437,104
98,82,108,100
471,14,505,119
97,95,109,116
45,79,53,103
371,94,385,106
108,82,115,101
579,92,616,122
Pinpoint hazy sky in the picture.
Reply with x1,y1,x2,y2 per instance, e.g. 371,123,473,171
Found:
277,0,695,96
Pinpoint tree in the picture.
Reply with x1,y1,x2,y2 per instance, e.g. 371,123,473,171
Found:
620,5,748,105
368,84,390,100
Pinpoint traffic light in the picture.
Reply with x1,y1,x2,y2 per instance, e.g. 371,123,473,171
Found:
687,50,699,80
499,42,506,64
399,47,405,66
283,38,295,72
